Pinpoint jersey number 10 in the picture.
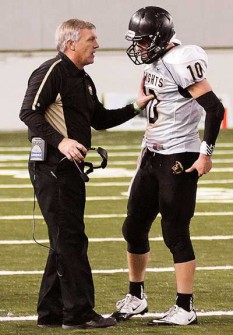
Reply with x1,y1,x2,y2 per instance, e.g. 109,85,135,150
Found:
186,62,204,81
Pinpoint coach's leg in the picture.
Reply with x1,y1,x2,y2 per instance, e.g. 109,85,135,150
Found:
28,159,63,326
55,163,97,326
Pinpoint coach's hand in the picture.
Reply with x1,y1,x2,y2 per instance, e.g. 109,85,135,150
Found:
135,76,154,109
58,138,87,162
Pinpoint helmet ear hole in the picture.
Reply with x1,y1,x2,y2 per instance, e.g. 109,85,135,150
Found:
125,6,175,64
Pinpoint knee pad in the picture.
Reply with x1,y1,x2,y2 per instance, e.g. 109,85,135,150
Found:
166,237,195,263
122,216,150,254
162,220,195,263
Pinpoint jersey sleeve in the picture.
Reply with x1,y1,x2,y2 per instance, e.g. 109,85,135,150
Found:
164,45,208,88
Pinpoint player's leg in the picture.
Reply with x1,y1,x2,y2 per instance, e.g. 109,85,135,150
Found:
127,251,150,282
148,152,199,326
174,260,196,294
112,152,160,321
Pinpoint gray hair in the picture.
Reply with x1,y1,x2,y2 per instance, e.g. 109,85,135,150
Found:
55,19,96,52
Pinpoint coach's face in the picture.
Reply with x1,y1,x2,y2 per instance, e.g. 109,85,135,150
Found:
69,28,99,69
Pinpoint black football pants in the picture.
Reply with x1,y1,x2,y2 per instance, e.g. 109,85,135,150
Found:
28,147,96,326
122,150,199,263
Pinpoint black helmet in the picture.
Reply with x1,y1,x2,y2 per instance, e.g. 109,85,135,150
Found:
125,6,175,65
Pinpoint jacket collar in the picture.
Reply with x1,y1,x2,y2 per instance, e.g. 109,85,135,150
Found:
58,52,86,78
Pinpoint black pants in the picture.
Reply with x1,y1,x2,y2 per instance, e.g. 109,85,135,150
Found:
122,150,199,263
28,147,96,326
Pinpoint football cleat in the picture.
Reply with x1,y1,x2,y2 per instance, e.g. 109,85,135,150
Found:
111,293,148,321
147,305,198,326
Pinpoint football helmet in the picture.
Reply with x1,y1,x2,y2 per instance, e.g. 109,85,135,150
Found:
125,6,175,65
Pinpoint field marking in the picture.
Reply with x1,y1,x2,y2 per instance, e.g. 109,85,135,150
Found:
0,196,128,202
199,179,233,184
1,159,233,168
1,309,233,322
1,166,233,180
1,179,233,189
0,143,232,323
0,265,233,276
1,186,233,203
0,212,233,220
1,149,233,163
0,184,32,188
1,235,233,245
2,198,233,203
1,310,233,322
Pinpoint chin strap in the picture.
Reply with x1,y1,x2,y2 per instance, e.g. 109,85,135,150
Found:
73,147,108,182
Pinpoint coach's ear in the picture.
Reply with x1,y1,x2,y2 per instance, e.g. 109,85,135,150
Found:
66,40,76,51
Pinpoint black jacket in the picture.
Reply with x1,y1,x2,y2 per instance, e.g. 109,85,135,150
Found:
20,52,137,148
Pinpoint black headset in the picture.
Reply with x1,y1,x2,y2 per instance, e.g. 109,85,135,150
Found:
73,146,108,182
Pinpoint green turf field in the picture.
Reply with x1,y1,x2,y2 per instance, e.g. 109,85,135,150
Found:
0,129,233,335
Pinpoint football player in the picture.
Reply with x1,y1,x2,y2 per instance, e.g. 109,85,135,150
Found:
112,6,224,326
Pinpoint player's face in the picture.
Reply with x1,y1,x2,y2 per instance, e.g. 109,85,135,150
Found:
135,37,151,61
73,28,99,69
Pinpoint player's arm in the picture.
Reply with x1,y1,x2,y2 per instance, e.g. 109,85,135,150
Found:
186,79,225,176
188,79,224,155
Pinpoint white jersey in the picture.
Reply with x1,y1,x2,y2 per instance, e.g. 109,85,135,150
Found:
143,44,208,154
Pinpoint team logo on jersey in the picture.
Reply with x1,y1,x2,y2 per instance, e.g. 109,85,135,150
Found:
88,85,93,95
145,72,163,87
172,161,184,174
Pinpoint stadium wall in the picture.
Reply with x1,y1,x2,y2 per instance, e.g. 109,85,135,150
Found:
0,0,232,50
0,49,232,131
0,0,232,130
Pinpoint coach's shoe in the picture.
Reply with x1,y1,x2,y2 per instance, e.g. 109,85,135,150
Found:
111,293,148,321
62,314,117,329
147,305,197,326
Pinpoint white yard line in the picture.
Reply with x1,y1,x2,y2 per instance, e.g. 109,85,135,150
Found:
1,167,233,180
0,265,233,276
0,183,130,188
1,310,233,322
1,186,233,202
1,198,233,203
0,159,233,168
0,212,233,220
199,179,233,184
0,143,232,152
1,235,233,245
1,179,233,188
0,184,32,188
0,196,128,202
1,149,233,163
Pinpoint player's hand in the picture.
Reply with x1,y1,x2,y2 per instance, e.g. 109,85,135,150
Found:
185,154,212,177
135,76,154,109
58,138,87,162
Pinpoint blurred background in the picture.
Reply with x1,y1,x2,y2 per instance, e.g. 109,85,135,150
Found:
0,0,232,130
